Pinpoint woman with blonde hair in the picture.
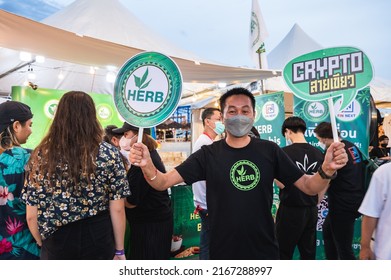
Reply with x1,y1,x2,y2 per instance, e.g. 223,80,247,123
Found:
22,91,130,260
0,101,39,259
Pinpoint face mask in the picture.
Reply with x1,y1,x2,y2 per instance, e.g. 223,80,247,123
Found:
318,142,326,151
381,143,388,148
213,121,225,135
119,134,137,151
225,115,254,137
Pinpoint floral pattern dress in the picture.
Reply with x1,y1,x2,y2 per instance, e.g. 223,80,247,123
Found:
0,147,40,259
22,142,130,240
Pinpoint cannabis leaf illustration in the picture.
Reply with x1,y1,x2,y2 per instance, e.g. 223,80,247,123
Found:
133,68,152,89
48,104,57,115
296,154,318,174
310,104,317,110
237,166,246,176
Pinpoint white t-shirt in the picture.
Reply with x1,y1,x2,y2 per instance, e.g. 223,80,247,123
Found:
359,162,391,260
192,133,213,210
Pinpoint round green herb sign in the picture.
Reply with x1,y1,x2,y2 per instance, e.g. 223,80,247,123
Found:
114,51,183,127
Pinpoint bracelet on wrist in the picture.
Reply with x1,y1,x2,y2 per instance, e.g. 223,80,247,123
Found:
146,168,158,181
318,165,337,180
115,249,125,256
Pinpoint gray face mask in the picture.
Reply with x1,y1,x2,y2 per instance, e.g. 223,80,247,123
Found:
225,115,254,137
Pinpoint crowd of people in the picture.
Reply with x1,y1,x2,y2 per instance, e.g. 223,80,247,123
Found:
0,87,389,260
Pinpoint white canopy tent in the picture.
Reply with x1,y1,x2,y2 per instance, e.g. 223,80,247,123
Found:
0,0,281,98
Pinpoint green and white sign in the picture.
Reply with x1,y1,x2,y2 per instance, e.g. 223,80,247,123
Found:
114,51,183,128
294,87,371,158
11,86,124,149
283,46,373,111
253,92,285,146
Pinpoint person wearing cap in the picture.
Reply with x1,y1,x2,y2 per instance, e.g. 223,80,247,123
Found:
103,125,129,170
22,91,130,260
103,125,124,148
0,101,40,259
114,122,173,259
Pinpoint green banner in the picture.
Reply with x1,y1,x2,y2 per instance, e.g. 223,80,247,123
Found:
170,185,200,259
293,87,371,259
254,91,286,147
293,87,371,158
253,92,285,219
11,86,124,149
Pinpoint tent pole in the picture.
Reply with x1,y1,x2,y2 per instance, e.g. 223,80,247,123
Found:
0,59,36,79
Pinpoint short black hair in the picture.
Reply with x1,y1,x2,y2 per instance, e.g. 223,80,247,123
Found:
103,125,123,143
219,87,255,114
201,107,220,126
281,116,307,136
379,135,389,142
314,122,340,139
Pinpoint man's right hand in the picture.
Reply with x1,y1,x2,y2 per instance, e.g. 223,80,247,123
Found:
130,142,150,167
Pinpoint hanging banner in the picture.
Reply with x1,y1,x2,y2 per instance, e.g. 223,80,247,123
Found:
253,91,285,219
11,86,123,149
253,91,285,147
170,185,200,259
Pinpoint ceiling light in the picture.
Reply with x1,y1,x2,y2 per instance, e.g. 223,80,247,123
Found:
106,72,116,83
35,55,45,63
19,51,32,62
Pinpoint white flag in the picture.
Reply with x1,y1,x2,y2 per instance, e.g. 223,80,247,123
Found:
249,0,269,69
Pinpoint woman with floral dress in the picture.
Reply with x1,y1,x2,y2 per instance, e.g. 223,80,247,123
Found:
22,91,130,260
0,101,39,259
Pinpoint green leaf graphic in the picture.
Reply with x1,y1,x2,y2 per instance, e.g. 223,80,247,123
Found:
237,166,246,176
140,79,152,89
140,68,149,85
133,68,151,89
134,75,141,88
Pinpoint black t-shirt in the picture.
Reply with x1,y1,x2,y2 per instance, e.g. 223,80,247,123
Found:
327,140,364,215
280,143,324,207
369,146,390,159
176,138,304,260
126,149,172,223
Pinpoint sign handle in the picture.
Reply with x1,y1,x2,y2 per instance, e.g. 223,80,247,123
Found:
327,97,339,143
137,127,144,143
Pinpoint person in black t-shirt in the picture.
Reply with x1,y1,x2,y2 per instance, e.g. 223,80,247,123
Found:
369,134,391,161
315,122,364,260
113,122,173,260
276,116,324,259
130,87,348,260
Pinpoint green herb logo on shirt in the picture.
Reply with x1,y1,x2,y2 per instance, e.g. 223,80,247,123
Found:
230,160,260,191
